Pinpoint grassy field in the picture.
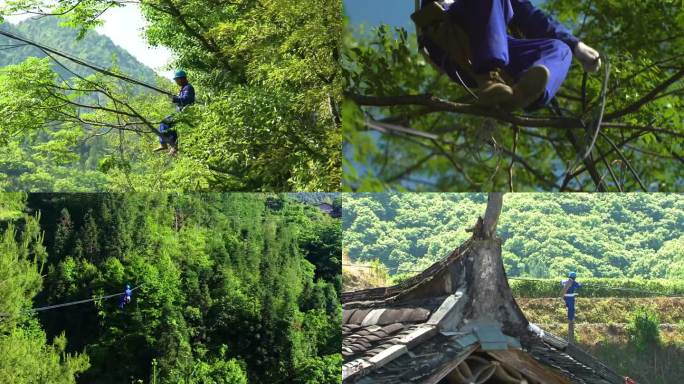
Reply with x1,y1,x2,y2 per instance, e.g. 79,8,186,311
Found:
515,287,684,384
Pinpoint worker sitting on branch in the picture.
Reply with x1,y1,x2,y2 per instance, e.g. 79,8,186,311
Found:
412,0,601,110
155,70,195,156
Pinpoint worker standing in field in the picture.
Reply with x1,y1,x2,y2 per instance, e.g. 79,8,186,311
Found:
561,271,581,342
154,70,196,156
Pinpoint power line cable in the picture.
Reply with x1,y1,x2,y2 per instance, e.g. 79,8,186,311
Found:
0,27,174,96
0,284,144,320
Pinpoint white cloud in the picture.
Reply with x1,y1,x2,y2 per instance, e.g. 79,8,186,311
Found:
1,1,173,78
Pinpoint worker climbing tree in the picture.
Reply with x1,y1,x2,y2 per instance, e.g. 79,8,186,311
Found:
343,0,684,192
0,0,342,191
155,70,196,156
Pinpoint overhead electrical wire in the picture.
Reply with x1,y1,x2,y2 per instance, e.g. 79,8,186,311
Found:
0,284,144,321
0,27,174,96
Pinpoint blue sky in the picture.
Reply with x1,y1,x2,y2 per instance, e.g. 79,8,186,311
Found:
344,0,415,30
344,0,545,29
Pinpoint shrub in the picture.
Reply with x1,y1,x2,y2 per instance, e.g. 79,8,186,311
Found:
626,306,660,351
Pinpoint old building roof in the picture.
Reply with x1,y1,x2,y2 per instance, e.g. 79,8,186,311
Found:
342,238,627,384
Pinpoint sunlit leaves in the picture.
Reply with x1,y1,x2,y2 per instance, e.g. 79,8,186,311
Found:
343,0,684,191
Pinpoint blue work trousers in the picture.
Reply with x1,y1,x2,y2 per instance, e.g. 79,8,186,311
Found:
159,115,178,145
429,0,574,108
564,296,576,321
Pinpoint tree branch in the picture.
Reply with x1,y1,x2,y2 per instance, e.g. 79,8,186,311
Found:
347,92,582,129
604,68,684,120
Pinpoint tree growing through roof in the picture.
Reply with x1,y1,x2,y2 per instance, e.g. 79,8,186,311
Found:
458,192,529,336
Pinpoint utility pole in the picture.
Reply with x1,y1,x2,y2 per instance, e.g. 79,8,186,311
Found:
568,320,575,344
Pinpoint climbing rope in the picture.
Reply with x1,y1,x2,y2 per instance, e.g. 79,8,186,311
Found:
0,27,174,96
581,53,611,161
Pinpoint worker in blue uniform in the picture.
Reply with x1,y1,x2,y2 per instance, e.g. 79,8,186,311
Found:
119,284,133,309
155,70,196,156
417,0,601,110
561,271,581,322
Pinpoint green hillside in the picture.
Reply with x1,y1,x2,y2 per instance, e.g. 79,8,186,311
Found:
0,193,341,383
343,193,684,279
0,17,158,85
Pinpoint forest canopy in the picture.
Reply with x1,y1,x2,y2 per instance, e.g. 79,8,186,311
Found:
0,193,341,383
343,193,684,279
0,0,342,192
342,0,684,192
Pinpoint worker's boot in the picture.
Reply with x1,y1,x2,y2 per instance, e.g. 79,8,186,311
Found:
168,142,178,157
510,65,550,110
154,144,168,152
473,69,514,107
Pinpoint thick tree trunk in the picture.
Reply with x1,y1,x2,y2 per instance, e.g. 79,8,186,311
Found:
460,193,528,335
467,192,503,239
482,192,503,238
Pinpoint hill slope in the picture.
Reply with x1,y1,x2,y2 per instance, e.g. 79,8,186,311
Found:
0,17,158,84
343,193,684,279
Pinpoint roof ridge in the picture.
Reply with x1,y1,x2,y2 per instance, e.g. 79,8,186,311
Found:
342,238,473,303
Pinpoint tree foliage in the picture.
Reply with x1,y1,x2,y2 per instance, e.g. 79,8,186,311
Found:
0,0,342,191
343,193,684,279
2,193,341,383
342,0,684,192
0,193,90,383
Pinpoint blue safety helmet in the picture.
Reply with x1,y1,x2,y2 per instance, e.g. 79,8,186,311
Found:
173,70,187,79
568,271,577,279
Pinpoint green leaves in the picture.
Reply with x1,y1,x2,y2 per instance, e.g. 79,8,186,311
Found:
0,200,89,383
344,193,684,279
343,0,684,191
1,1,342,191
6,194,341,383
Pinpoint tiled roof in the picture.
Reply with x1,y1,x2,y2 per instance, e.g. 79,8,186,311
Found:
342,237,627,384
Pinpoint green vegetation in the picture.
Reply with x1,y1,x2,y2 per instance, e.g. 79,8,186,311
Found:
627,307,661,351
0,194,90,383
519,296,684,384
510,278,684,298
1,193,341,383
342,0,684,191
343,193,684,279
517,297,684,325
0,17,158,84
0,0,341,192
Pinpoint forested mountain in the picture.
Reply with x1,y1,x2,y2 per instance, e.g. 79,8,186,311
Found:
0,17,158,85
0,1,341,192
343,193,684,279
0,193,341,383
